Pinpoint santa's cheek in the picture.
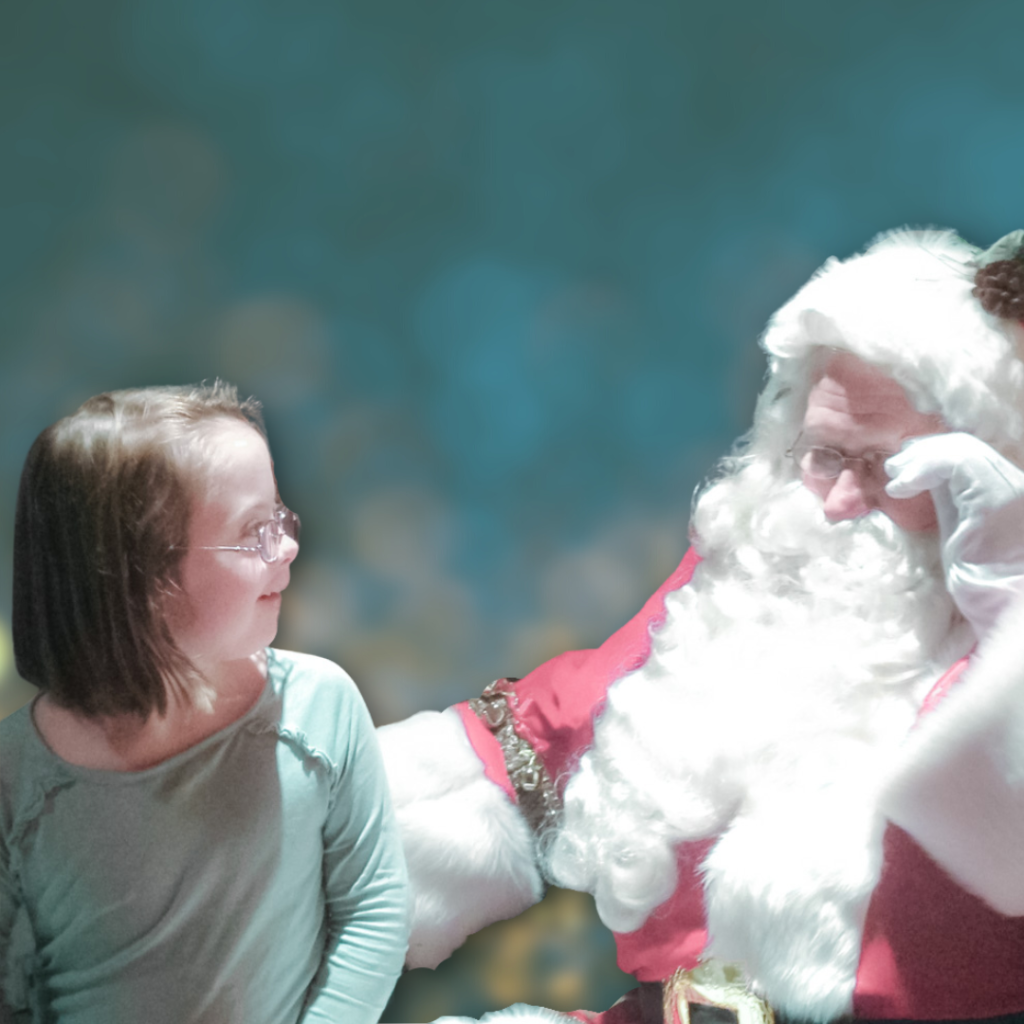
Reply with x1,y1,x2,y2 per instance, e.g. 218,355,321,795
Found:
801,473,831,502
880,491,939,532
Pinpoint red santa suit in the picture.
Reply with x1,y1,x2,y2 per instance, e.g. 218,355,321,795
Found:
378,229,1024,1024
454,549,1024,1021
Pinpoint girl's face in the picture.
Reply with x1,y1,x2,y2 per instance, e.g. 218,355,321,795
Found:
169,419,298,677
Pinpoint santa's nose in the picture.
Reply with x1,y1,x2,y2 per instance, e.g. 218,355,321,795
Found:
821,466,873,521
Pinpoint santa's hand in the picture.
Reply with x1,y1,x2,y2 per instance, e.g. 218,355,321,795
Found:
885,432,1024,639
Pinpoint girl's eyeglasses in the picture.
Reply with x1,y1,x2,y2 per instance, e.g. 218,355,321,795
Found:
185,507,301,563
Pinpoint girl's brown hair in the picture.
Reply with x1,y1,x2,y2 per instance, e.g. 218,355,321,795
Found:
13,381,265,718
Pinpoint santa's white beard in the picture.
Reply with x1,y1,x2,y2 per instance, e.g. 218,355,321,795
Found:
544,478,969,1021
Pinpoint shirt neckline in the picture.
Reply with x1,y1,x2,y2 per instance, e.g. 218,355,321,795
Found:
25,650,280,784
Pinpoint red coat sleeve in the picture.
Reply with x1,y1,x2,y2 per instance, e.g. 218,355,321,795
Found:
456,547,702,799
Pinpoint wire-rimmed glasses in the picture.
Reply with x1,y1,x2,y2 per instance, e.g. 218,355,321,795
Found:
189,507,301,563
786,435,896,481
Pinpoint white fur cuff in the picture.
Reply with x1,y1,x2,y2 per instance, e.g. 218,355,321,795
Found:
378,707,544,968
435,1007,575,1024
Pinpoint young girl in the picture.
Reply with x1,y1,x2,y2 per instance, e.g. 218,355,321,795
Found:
0,383,409,1024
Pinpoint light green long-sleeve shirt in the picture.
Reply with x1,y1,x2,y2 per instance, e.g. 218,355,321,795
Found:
0,649,409,1024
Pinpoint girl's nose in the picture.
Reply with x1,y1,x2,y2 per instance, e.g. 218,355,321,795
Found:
278,533,300,565
821,466,873,521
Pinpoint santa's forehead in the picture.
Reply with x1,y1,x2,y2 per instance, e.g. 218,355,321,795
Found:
802,355,945,449
812,353,911,412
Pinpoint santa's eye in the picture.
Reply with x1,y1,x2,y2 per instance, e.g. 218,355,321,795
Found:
790,443,844,479
787,439,897,480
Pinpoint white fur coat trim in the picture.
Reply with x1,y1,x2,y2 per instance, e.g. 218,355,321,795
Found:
881,592,1024,916
378,707,544,969
435,1005,574,1024
699,763,889,1022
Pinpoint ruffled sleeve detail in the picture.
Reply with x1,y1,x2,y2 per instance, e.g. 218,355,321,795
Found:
245,717,340,778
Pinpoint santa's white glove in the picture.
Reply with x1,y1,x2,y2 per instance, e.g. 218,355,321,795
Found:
885,432,1024,640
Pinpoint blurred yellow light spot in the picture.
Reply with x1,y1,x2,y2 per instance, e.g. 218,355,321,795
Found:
548,968,585,1007
481,888,598,1009
0,616,11,680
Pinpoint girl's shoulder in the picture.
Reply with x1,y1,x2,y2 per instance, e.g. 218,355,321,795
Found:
1,699,63,769
0,699,35,748
0,700,77,834
265,648,362,703
261,649,375,765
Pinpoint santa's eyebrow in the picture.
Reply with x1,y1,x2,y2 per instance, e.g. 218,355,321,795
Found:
801,438,897,458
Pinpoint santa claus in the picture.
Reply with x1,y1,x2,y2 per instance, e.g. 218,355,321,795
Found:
379,229,1024,1024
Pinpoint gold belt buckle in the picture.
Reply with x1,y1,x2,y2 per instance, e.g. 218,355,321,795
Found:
663,961,775,1024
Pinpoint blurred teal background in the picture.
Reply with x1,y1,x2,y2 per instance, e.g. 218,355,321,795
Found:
2,1,1023,1019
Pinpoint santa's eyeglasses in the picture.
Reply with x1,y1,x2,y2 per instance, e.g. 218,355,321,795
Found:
787,436,896,481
